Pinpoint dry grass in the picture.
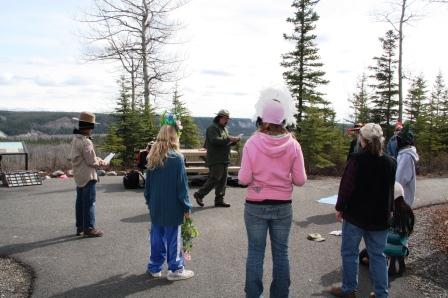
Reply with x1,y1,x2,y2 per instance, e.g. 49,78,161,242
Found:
1,143,105,172
418,152,448,176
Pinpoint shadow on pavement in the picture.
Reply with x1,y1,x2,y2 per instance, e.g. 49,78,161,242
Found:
294,213,337,228
191,206,215,213
121,214,150,223
312,265,375,297
0,235,83,255
120,206,215,223
32,189,74,196
49,273,171,298
96,183,144,194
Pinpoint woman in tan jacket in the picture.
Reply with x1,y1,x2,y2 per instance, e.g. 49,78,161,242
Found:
70,112,108,237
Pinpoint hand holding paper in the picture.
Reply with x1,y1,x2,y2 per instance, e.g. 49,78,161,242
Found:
104,153,115,164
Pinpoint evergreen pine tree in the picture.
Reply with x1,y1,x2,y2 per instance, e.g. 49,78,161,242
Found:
281,0,329,124
103,76,157,167
416,73,445,167
369,30,399,139
405,75,427,124
171,89,201,149
430,72,448,148
349,73,370,124
100,125,126,166
281,0,346,173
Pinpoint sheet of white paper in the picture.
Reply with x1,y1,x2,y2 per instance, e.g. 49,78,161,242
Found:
316,194,338,205
329,230,343,236
104,153,115,164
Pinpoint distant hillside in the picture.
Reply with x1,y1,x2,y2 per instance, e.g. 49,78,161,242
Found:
0,111,255,137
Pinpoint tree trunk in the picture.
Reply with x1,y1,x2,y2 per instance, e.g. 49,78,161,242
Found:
298,0,305,124
142,0,150,110
131,58,136,111
398,0,406,122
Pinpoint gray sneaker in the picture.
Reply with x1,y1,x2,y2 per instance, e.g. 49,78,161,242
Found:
167,269,194,281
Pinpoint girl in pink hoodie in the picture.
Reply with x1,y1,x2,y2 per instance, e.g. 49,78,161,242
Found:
238,88,307,298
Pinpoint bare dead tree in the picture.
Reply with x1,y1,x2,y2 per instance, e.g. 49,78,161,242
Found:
81,0,186,110
378,0,420,122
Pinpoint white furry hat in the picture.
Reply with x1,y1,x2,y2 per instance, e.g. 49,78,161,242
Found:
360,123,384,142
254,87,295,126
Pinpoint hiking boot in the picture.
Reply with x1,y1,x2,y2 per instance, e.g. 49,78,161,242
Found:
329,286,357,298
147,271,162,278
84,228,104,238
167,268,194,281
194,192,204,207
214,201,231,208
76,227,83,236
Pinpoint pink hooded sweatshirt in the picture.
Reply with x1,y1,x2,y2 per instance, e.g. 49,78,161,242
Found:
238,131,307,201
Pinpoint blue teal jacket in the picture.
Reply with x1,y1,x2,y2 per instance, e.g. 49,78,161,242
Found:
144,151,192,226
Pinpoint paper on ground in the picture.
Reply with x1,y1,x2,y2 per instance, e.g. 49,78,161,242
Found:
329,230,342,236
317,194,337,205
104,153,115,164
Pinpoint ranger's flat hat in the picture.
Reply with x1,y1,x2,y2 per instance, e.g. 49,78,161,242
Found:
216,109,230,118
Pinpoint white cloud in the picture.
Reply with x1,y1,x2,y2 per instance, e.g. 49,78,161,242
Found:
0,0,447,122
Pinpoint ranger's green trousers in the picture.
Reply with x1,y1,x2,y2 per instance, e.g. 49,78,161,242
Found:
196,164,228,203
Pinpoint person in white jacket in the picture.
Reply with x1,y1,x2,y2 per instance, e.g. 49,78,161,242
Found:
395,125,419,207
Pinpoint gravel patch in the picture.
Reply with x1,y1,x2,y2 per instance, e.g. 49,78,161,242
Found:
405,204,448,298
0,257,33,298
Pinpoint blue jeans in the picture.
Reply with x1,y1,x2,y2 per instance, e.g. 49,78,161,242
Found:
75,180,96,230
244,203,292,298
341,220,389,298
147,224,184,273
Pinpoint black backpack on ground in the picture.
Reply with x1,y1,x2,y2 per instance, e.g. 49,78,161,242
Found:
123,170,145,189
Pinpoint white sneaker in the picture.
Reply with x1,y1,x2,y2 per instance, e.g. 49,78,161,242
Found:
148,271,162,278
166,269,194,281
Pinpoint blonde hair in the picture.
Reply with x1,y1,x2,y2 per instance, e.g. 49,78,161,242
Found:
147,125,180,170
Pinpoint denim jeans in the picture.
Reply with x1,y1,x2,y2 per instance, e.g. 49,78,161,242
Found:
75,180,97,230
341,220,389,298
244,203,292,298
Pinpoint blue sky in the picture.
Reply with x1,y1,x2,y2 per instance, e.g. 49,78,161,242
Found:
1,0,448,121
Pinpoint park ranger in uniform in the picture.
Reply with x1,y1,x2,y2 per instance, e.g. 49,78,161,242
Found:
194,109,241,208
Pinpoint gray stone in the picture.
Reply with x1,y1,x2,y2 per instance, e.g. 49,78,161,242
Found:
106,171,117,176
51,170,64,178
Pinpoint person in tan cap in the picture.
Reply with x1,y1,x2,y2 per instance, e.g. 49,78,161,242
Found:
70,111,108,237
193,109,241,207
331,123,396,298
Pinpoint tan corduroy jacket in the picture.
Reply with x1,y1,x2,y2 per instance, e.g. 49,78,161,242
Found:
70,134,102,187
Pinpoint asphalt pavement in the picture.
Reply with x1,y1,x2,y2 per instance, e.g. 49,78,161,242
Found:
1,176,447,298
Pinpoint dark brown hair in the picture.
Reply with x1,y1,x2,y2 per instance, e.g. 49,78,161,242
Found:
359,136,384,156
392,197,415,236
257,121,287,135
